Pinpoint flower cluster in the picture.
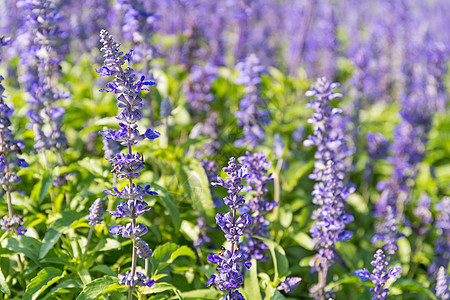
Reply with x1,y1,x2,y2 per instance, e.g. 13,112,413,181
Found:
412,193,433,236
304,78,355,299
355,249,402,300
429,197,450,276
0,38,27,236
86,198,103,226
436,266,449,300
207,157,251,299
96,29,159,291
18,0,69,152
234,54,269,148
238,151,275,261
117,0,158,64
304,78,355,270
277,277,302,294
184,64,217,113
366,132,390,161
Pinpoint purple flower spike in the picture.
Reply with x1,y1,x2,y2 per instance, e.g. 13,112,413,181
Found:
86,198,103,226
436,266,449,300
355,249,401,300
96,30,158,291
207,157,252,299
277,277,302,293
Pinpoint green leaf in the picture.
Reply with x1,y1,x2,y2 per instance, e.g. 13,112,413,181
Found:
41,278,83,300
40,211,83,259
391,279,438,299
4,235,41,264
76,276,119,300
30,172,53,204
23,267,62,300
152,184,181,230
174,289,222,299
90,265,116,276
141,282,179,295
150,242,196,274
255,237,289,282
0,267,10,295
180,159,214,222
242,259,262,300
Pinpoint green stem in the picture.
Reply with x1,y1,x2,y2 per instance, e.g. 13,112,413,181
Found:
79,226,94,269
272,158,284,220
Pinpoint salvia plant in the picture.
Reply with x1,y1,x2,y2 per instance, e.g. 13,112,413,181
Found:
304,77,355,299
96,29,160,297
0,1,448,299
206,157,252,300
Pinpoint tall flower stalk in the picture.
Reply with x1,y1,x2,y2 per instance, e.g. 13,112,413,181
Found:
18,0,69,158
0,37,28,236
80,198,103,268
206,157,252,300
304,77,355,299
96,29,160,298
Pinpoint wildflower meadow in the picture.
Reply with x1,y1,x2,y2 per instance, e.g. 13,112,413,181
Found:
0,0,449,299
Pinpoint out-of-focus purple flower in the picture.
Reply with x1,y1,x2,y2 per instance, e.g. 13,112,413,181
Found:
234,54,269,148
413,193,433,236
277,277,302,294
292,125,305,143
184,63,217,113
86,198,103,226
429,197,450,276
0,215,27,236
273,134,285,158
366,132,390,161
372,205,403,258
116,0,158,64
193,217,212,248
355,249,401,300
160,97,172,119
436,266,449,300
18,0,69,152
239,151,275,261
207,157,251,298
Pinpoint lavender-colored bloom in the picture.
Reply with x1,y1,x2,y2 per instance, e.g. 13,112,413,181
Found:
436,266,449,300
96,29,158,290
118,271,155,288
184,64,217,113
292,125,306,143
193,217,212,248
413,193,433,236
207,157,251,298
86,198,103,226
429,197,450,276
372,205,403,258
366,132,390,161
238,151,275,261
0,215,27,236
355,249,401,300
277,277,302,293
116,0,158,64
18,0,69,152
304,78,355,274
234,54,269,148
273,134,285,158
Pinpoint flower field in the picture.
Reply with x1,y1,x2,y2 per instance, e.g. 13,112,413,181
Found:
0,0,449,299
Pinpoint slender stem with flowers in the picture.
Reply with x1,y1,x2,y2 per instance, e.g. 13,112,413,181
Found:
96,29,160,298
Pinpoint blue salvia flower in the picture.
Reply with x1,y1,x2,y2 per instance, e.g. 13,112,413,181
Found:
304,77,355,299
429,197,450,276
436,266,449,300
17,0,70,153
277,277,302,294
366,132,390,161
0,37,28,236
372,205,403,258
116,0,158,64
206,157,251,300
86,198,103,226
354,249,402,300
234,54,269,148
238,151,275,261
96,29,159,292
